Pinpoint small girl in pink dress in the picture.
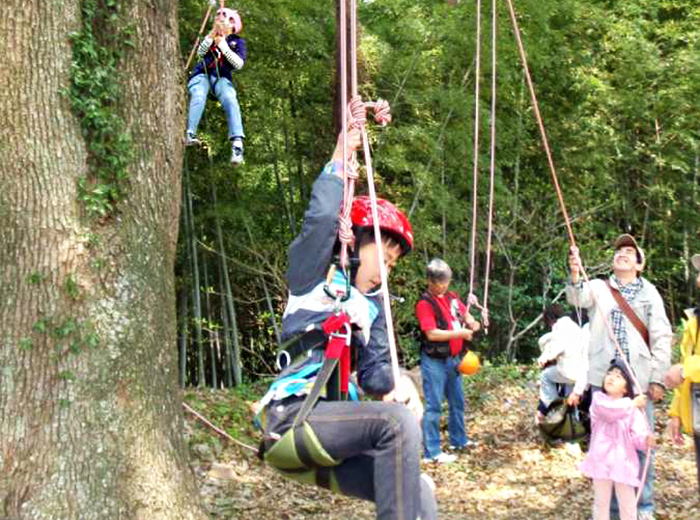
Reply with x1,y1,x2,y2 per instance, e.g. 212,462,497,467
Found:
580,360,655,520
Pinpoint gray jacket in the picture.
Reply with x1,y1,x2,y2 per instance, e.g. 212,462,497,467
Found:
566,276,672,392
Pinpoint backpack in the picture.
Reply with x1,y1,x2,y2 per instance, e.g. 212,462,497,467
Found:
538,398,587,442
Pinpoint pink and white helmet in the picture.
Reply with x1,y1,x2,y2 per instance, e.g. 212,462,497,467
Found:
217,8,242,34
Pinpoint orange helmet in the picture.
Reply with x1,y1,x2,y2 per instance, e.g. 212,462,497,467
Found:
458,351,480,376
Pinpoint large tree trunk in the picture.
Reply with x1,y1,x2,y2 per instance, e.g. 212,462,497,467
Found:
0,1,206,519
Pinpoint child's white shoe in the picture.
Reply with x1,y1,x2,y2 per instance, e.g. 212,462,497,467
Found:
231,140,244,165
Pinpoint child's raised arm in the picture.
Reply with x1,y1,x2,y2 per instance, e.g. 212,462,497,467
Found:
330,125,362,171
632,394,647,409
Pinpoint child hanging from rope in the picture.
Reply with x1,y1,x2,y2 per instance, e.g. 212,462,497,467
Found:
185,7,246,165
580,360,655,520
256,121,438,520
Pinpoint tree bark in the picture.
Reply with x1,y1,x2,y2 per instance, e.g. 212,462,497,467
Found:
0,1,206,518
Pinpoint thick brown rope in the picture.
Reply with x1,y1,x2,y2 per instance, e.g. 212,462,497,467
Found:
504,0,652,499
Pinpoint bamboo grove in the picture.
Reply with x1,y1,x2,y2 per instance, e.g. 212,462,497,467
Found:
176,0,699,388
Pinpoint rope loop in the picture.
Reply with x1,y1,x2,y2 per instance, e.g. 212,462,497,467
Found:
349,96,367,128
349,96,392,130
466,293,489,328
369,98,392,127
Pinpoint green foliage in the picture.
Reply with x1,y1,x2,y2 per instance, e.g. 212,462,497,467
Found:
176,0,699,386
67,0,135,217
30,314,100,358
65,275,80,300
26,272,47,285
57,370,76,382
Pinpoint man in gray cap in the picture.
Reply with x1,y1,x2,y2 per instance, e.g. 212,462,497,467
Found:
566,234,672,520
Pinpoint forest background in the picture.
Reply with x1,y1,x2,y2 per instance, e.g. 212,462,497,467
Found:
177,0,699,389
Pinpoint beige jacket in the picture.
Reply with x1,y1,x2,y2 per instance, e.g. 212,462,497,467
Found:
566,276,672,392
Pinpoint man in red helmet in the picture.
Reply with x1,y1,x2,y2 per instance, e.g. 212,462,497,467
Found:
258,125,437,520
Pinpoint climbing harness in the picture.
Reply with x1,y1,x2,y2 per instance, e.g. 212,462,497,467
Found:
260,311,353,489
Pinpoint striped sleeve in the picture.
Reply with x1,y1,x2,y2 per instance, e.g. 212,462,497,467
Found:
197,36,213,57
218,40,244,70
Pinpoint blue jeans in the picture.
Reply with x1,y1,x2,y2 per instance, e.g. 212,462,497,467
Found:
186,73,245,140
592,387,655,517
420,351,468,458
265,399,436,520
539,365,574,408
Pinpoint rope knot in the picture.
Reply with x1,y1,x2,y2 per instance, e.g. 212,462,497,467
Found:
370,98,392,127
345,155,360,180
349,96,367,129
338,214,354,246
349,96,392,129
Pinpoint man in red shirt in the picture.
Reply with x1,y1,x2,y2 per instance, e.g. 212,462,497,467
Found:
415,258,480,463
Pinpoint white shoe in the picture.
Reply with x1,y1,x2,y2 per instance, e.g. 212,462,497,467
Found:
231,140,244,165
423,452,457,464
637,512,655,520
449,439,478,451
184,133,200,146
563,442,582,457
420,473,436,492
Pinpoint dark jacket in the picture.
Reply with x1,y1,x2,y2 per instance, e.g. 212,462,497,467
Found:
276,163,394,396
190,34,247,83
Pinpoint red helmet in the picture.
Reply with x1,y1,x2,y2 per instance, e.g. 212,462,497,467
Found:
350,196,414,256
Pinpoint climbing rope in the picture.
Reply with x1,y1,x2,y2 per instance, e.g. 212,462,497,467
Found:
184,0,224,72
481,0,498,332
183,402,257,453
337,0,401,390
467,0,482,305
504,0,652,500
465,0,497,332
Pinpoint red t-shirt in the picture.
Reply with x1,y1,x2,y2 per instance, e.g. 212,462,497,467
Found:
415,292,468,357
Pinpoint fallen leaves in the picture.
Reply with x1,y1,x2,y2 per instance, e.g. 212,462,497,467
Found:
184,372,699,519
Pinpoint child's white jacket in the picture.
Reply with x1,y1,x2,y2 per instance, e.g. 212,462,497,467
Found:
538,316,589,395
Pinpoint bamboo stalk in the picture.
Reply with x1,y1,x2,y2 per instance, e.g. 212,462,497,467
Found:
211,183,242,386
185,171,206,387
202,254,217,389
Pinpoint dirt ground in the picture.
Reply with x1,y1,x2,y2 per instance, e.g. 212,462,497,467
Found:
185,379,699,520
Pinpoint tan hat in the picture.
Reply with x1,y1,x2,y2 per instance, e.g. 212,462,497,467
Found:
613,234,645,271
692,253,700,271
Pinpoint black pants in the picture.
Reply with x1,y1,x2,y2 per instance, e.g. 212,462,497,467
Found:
265,398,437,520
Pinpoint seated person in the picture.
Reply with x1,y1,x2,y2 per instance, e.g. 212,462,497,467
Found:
536,304,589,421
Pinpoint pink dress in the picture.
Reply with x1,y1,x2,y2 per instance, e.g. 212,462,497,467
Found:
580,391,650,487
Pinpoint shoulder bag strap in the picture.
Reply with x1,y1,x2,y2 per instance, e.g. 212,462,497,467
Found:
605,280,649,349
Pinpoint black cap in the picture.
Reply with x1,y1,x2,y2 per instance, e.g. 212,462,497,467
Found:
604,358,636,398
